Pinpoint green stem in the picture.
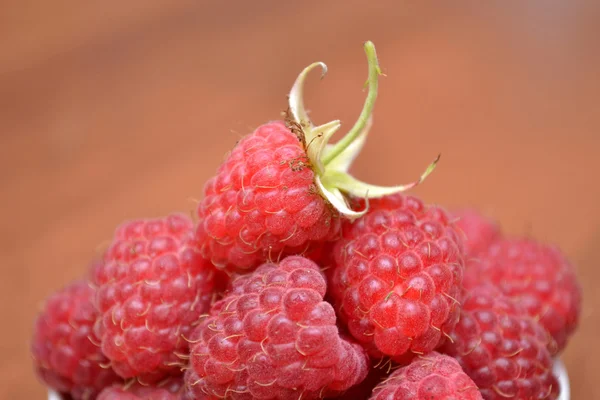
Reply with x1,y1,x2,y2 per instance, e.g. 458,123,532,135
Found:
322,41,381,166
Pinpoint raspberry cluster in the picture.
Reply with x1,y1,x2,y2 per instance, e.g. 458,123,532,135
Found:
32,42,580,400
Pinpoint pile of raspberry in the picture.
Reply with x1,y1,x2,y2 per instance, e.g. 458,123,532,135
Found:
32,42,581,400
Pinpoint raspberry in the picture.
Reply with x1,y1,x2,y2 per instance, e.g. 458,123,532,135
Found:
196,120,342,272
369,352,482,400
31,280,121,399
98,376,184,400
184,256,369,400
442,284,559,400
329,194,465,360
452,209,501,257
196,42,437,273
464,237,581,351
93,214,217,381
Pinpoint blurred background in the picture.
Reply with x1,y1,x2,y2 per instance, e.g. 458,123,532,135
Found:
1,1,598,398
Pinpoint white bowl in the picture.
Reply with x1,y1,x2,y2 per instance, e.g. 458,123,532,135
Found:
554,359,570,400
48,359,570,399
47,390,61,400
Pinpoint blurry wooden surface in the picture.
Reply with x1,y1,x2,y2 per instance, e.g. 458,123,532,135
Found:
1,1,598,398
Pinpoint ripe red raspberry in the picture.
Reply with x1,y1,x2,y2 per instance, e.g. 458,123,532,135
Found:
464,237,581,352
184,256,369,400
329,194,465,361
98,376,184,400
196,42,438,273
441,284,559,400
196,120,342,272
369,352,482,400
452,209,501,257
31,280,121,399
93,213,217,382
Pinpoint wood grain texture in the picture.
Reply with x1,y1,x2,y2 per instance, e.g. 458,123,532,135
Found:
1,1,598,398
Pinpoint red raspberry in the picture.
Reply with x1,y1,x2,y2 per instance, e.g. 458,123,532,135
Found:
31,280,121,399
442,284,559,400
369,352,482,400
452,209,501,257
329,194,465,361
196,120,341,272
196,42,438,274
98,376,184,400
184,256,369,400
464,238,581,352
93,214,217,382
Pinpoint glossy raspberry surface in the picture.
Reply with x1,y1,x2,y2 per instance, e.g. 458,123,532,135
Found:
93,214,216,381
196,121,340,273
185,256,369,400
464,237,581,352
370,351,482,400
329,194,466,360
31,280,120,399
442,285,559,400
98,376,185,400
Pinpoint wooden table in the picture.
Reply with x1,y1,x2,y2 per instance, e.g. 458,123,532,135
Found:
2,1,598,398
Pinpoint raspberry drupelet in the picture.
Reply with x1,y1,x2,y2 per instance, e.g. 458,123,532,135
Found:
196,41,438,273
184,256,369,400
31,280,121,399
369,351,482,400
93,213,217,382
442,284,559,400
328,194,466,361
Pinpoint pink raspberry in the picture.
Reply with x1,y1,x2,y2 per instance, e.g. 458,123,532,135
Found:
464,237,581,352
452,209,501,257
329,194,465,361
196,42,438,274
31,280,121,399
196,120,342,272
369,352,482,400
442,284,559,400
93,214,217,382
184,256,369,400
98,376,185,400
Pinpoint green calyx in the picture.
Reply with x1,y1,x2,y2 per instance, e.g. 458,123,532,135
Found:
287,41,439,220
